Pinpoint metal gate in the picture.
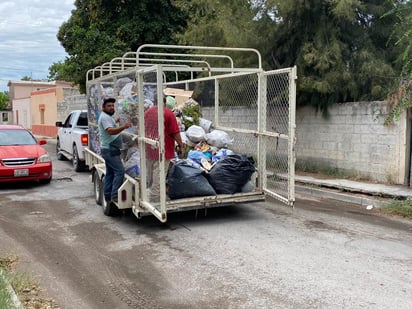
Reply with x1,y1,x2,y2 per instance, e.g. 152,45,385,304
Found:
260,68,297,205
206,67,297,206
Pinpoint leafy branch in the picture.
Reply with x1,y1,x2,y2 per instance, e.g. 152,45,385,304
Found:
384,79,412,126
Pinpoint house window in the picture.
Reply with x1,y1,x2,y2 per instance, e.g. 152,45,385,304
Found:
1,112,8,122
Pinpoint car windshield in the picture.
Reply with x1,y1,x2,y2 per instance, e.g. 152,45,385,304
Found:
0,129,37,146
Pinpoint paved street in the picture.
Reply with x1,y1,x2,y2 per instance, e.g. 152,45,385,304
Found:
0,141,411,308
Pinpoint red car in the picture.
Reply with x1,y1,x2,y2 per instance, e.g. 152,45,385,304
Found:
0,125,52,184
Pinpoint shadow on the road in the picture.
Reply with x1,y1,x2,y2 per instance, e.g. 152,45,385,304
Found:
0,181,50,190
111,202,267,230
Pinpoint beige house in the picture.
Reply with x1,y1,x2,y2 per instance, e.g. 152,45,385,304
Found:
7,80,60,101
30,87,66,137
8,80,80,137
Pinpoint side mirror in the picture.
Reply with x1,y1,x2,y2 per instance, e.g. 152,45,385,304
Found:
55,121,63,127
38,140,47,145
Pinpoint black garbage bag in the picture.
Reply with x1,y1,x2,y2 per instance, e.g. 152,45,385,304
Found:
167,160,216,199
207,154,255,194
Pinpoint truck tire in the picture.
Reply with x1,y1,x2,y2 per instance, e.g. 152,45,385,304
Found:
102,198,120,216
73,145,85,172
101,176,119,216
93,171,102,205
56,139,66,161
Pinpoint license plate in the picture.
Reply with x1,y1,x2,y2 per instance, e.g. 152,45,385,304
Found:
14,169,29,177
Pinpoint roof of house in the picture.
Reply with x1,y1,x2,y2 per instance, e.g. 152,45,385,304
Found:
7,80,73,88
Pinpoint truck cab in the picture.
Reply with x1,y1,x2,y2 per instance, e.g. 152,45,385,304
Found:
56,110,89,172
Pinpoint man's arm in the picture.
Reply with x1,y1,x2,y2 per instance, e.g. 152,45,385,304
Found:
106,121,132,135
171,132,185,158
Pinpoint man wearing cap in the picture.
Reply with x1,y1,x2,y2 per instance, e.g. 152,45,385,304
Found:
98,97,132,204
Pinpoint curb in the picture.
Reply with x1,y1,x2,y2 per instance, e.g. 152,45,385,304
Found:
295,184,387,208
0,268,24,309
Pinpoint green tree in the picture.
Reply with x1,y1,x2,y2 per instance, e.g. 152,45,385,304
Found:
386,0,412,78
270,0,398,110
177,0,399,111
383,0,412,125
0,92,9,110
174,0,266,68
48,60,76,82
54,0,187,93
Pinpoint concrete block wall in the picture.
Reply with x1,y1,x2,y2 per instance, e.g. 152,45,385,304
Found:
201,101,409,184
295,101,408,184
201,106,259,155
57,93,87,122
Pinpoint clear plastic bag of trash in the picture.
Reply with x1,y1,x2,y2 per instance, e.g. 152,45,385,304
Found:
124,150,140,178
205,130,233,148
186,125,206,143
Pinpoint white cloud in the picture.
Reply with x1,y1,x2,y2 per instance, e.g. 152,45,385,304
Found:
0,0,74,91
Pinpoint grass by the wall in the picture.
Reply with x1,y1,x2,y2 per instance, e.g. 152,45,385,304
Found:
0,255,19,309
380,199,412,219
295,160,370,181
0,272,14,309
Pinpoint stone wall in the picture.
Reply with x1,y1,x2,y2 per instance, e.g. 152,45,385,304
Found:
202,101,409,184
295,101,408,184
57,92,87,121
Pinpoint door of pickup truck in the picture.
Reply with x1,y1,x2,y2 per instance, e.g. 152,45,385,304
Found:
59,112,76,153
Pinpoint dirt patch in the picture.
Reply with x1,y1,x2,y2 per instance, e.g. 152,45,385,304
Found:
0,255,59,309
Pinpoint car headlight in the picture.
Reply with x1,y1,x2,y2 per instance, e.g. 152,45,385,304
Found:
38,154,51,163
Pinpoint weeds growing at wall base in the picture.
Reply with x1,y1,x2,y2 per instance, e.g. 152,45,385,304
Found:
381,199,412,219
295,161,371,181
0,255,59,308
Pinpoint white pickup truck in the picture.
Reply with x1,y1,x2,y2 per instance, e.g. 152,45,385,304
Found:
55,110,88,172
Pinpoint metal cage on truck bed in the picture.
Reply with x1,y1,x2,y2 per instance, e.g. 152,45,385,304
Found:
85,44,297,223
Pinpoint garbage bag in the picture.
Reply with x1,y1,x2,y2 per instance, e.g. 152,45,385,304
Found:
187,150,209,165
205,130,233,148
207,154,255,194
167,160,216,199
186,125,205,143
124,151,140,178
211,148,234,163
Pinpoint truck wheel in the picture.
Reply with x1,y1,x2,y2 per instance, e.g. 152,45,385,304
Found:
102,199,119,216
93,171,102,205
56,139,66,161
101,176,119,217
73,145,85,172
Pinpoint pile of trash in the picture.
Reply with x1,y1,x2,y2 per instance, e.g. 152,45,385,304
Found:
100,83,257,199
166,110,256,199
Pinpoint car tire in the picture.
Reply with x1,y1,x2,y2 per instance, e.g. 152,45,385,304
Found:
101,176,119,217
73,145,85,172
56,139,66,161
93,170,102,206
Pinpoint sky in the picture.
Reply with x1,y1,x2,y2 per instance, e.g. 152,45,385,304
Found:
0,0,75,92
